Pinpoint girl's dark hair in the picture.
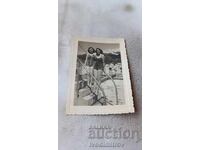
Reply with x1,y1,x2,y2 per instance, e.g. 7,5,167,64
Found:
88,47,95,54
96,48,103,54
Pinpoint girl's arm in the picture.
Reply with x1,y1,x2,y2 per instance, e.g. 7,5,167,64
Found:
84,53,88,66
102,55,105,70
103,55,105,66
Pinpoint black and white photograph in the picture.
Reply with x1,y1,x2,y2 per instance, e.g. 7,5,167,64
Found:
75,41,125,106
66,38,134,114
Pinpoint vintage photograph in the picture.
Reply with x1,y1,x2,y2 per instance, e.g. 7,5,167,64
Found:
66,38,134,114
75,42,124,106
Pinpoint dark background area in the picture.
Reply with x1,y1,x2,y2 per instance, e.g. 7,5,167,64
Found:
78,52,121,64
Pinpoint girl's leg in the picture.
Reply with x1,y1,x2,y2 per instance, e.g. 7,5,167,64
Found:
97,70,102,82
86,66,90,86
88,67,91,86
93,69,98,92
88,66,93,86
90,67,94,86
96,69,102,96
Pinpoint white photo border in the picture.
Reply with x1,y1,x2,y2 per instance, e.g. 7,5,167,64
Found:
66,37,134,115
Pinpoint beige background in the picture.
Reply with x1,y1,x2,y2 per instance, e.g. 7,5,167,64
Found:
59,0,142,149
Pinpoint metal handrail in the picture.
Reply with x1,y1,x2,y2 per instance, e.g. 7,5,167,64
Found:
77,58,108,105
78,46,119,105
102,70,119,105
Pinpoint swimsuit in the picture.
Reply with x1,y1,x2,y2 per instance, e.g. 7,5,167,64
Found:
94,54,104,70
86,54,95,67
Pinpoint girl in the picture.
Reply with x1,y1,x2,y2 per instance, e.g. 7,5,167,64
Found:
84,47,95,86
94,48,105,92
